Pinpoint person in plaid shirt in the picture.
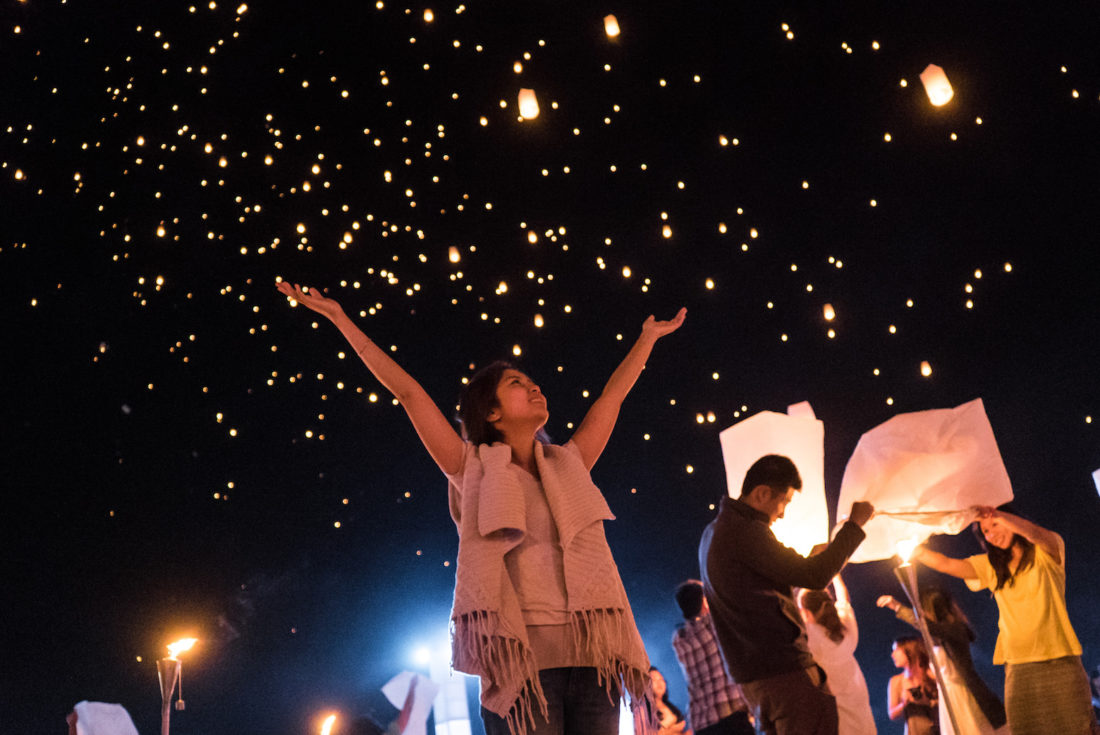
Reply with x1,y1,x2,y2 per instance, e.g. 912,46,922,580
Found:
672,580,755,735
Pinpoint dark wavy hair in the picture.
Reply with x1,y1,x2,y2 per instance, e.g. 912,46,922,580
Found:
456,360,550,446
456,360,513,445
893,635,930,671
797,588,847,643
971,504,1035,591
740,454,802,497
920,585,973,641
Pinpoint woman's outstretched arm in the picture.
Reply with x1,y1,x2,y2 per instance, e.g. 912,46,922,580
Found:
914,546,978,580
278,281,465,476
571,308,686,470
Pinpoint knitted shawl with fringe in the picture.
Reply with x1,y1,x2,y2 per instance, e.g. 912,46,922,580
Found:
447,440,654,735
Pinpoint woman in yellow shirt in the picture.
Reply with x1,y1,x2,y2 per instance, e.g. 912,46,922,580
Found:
916,505,1097,735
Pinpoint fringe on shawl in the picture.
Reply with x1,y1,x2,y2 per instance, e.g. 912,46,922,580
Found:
452,610,547,735
569,608,658,735
453,608,657,735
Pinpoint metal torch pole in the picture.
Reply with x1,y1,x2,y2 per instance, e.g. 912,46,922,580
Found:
157,657,181,735
893,563,961,735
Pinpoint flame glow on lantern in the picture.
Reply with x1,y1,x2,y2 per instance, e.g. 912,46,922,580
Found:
919,64,954,106
896,538,920,562
517,88,539,120
320,714,337,735
166,638,198,659
603,14,620,38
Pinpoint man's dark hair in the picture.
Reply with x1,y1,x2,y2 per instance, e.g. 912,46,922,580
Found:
675,579,705,619
739,454,802,498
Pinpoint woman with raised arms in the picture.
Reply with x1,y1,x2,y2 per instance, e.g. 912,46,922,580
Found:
278,280,685,735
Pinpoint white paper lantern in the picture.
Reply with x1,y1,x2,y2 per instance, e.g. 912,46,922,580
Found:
838,398,1013,563
920,64,954,106
719,402,828,556
604,14,621,38
517,88,539,120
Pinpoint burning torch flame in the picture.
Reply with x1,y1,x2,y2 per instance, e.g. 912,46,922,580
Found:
320,714,337,735
896,538,920,563
166,638,198,660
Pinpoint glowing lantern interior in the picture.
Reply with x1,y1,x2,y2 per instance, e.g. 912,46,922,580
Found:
518,88,539,120
920,64,954,106
896,538,920,562
604,14,620,38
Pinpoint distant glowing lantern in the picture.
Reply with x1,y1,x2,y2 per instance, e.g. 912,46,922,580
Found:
919,64,954,106
447,246,460,263
823,303,836,321
603,14,620,38
517,88,539,120
920,361,932,377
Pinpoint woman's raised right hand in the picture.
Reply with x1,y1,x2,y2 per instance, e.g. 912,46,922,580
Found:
277,281,346,321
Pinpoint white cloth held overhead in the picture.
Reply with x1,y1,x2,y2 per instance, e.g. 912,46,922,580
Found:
72,701,140,735
381,671,439,735
718,402,828,556
838,398,1014,563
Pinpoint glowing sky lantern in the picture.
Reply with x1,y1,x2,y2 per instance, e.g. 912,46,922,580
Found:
719,401,828,556
823,303,836,321
1093,468,1100,498
517,88,539,120
603,14,620,38
839,398,1013,563
919,63,954,106
920,360,933,377
320,714,337,735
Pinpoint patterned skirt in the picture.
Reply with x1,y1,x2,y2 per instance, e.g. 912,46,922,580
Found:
1004,655,1098,735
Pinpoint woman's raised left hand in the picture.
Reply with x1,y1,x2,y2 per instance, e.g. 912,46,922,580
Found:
642,307,687,340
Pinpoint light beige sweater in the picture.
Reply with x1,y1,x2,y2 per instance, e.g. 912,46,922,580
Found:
447,440,653,735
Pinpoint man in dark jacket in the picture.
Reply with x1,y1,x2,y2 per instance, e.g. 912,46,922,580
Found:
700,454,874,735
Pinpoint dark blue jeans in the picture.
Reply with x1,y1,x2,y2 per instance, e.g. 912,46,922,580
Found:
481,667,621,735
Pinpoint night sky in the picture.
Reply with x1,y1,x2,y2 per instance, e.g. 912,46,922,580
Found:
5,1,1100,733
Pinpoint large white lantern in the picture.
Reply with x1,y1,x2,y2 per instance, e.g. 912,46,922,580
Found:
919,63,954,106
604,14,620,38
719,402,828,556
517,88,539,120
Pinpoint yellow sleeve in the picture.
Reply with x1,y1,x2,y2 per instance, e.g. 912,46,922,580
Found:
965,553,994,591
